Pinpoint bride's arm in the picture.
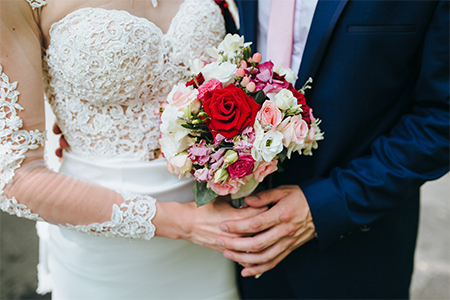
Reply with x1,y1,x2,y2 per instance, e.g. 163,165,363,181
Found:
0,1,261,246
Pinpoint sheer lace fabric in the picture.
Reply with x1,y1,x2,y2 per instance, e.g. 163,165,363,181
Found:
1,0,225,240
44,1,225,161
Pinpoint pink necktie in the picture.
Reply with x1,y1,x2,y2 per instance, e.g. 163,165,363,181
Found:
266,0,296,69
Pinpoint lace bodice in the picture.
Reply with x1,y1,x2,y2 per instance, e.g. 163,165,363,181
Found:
44,0,225,161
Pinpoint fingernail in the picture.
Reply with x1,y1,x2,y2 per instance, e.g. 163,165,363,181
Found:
220,224,228,232
216,239,224,247
242,270,250,277
224,251,232,259
245,195,257,202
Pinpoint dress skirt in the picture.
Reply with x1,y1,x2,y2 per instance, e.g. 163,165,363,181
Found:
37,151,239,299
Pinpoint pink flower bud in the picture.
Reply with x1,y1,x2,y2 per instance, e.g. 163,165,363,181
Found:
241,77,250,87
253,53,262,63
153,108,160,116
240,60,248,69
236,68,245,77
246,82,256,93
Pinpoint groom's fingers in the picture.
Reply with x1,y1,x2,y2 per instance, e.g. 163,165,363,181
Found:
244,186,292,208
216,223,283,252
220,204,282,234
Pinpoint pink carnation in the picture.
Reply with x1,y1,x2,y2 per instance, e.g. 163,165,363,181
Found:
254,160,278,183
227,154,255,178
207,177,246,196
188,140,211,166
198,79,222,103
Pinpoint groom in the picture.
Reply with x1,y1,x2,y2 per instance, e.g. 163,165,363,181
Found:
217,0,449,298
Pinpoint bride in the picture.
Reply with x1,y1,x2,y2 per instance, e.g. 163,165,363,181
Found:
0,0,264,298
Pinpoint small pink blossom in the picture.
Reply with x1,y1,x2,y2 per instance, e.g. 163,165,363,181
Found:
236,68,245,77
259,101,282,131
254,160,278,183
210,148,226,163
241,77,250,87
227,154,255,178
253,53,262,63
240,60,248,69
207,177,246,196
247,82,256,93
188,140,211,165
194,168,212,182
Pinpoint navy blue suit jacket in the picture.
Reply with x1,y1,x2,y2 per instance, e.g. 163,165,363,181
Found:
235,1,449,299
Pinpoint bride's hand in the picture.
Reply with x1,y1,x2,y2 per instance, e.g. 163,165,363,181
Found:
153,197,267,252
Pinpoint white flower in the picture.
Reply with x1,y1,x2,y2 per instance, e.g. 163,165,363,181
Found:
159,105,190,159
252,122,284,162
273,89,297,111
167,152,193,179
187,58,206,77
201,61,237,86
275,66,298,83
207,34,252,63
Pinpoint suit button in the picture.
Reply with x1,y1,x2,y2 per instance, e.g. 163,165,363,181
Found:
360,225,370,232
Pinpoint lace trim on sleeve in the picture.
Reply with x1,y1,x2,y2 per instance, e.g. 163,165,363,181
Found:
25,0,47,9
65,191,157,240
0,65,46,220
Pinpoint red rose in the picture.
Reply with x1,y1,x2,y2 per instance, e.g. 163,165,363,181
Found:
203,84,260,138
227,154,255,178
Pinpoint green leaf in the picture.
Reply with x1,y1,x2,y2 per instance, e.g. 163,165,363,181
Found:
193,181,218,207
277,148,288,163
252,90,267,105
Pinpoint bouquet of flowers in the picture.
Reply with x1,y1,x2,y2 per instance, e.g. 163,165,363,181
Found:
157,34,323,207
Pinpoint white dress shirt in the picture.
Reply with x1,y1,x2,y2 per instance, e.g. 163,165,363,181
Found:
257,0,318,75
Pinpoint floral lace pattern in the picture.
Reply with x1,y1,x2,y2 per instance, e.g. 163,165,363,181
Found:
44,1,225,161
65,191,157,240
0,65,46,221
25,0,47,9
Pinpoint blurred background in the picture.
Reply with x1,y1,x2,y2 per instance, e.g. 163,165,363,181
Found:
1,105,449,299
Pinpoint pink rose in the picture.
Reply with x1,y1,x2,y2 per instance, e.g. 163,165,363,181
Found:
198,79,222,103
167,153,193,179
207,177,246,196
259,101,282,131
277,115,308,147
254,160,278,183
170,88,198,109
227,154,255,178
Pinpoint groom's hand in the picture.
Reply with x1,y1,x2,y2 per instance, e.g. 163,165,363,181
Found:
216,185,316,277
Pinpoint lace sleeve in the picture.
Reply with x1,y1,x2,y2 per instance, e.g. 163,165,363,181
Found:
0,1,156,240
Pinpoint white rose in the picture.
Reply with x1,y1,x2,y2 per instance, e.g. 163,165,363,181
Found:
201,61,237,86
252,124,284,162
275,66,298,83
273,89,297,111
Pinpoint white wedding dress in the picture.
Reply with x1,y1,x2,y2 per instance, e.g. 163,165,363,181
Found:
0,0,239,299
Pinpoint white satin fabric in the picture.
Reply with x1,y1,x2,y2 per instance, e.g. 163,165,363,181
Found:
38,152,239,299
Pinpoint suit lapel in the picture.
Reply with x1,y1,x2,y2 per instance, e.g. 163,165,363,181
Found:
296,0,349,89
236,0,259,52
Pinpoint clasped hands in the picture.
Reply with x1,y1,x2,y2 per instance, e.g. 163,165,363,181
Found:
216,185,316,277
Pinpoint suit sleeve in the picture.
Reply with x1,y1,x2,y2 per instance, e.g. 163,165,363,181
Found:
300,1,449,249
